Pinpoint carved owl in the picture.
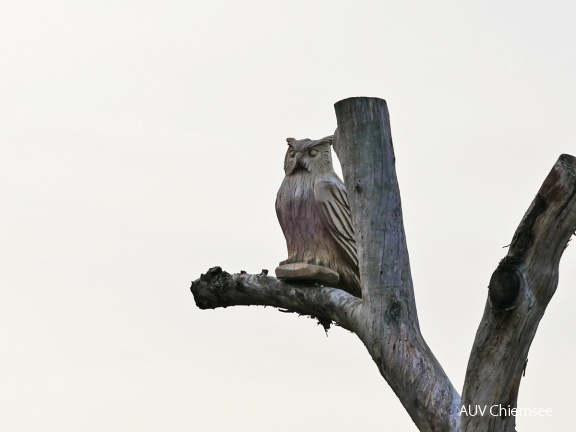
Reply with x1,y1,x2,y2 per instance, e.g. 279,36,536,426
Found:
275,135,361,297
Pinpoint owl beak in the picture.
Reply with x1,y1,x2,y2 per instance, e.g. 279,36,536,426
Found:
290,152,306,174
294,152,303,166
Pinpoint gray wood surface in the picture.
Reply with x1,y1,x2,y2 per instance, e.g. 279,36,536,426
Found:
191,97,576,432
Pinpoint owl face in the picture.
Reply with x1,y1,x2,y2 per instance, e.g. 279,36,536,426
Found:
283,136,334,176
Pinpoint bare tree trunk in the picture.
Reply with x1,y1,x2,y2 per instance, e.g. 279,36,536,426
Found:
461,154,576,431
333,97,460,431
190,97,576,432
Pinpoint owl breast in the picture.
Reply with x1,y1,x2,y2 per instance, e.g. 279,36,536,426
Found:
276,173,344,269
276,173,332,267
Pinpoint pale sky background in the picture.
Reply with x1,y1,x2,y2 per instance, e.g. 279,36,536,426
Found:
1,1,575,431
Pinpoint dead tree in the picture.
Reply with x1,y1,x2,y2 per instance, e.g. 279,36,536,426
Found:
190,97,576,432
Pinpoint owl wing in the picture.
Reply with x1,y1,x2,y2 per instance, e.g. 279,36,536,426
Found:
315,177,358,269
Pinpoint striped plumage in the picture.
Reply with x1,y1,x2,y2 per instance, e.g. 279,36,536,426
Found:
275,136,361,297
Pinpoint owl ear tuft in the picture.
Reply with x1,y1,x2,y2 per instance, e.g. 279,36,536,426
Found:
316,135,333,146
286,137,295,145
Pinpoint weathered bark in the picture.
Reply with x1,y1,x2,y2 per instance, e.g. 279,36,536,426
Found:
461,154,576,432
190,96,576,432
333,97,460,431
191,266,362,332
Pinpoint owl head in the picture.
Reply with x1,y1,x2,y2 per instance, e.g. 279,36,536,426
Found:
283,136,334,176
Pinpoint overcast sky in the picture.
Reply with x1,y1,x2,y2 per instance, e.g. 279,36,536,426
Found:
1,1,575,431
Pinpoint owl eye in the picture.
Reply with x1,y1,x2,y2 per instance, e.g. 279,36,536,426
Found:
308,149,318,157
289,150,296,158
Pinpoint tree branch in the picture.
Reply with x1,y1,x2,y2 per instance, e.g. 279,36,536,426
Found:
189,96,574,432
191,267,362,332
461,154,576,432
334,97,460,431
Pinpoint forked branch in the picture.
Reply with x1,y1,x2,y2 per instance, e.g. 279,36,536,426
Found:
191,98,460,431
190,97,576,432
